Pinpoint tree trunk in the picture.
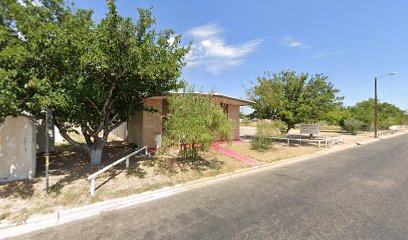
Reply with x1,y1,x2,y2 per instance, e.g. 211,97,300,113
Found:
89,141,105,165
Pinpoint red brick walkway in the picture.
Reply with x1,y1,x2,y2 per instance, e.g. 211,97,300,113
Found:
212,141,261,166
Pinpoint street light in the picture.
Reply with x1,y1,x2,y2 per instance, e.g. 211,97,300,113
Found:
374,72,397,138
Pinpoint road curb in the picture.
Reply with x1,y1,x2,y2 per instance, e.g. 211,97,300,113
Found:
1,131,407,239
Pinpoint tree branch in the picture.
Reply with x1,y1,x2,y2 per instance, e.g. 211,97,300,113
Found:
54,118,90,152
101,68,126,114
107,114,119,126
81,126,93,146
94,68,127,141
82,123,98,137
107,120,124,133
85,96,99,111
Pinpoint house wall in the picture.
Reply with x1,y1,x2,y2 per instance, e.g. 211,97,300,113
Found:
128,112,143,147
129,97,246,148
142,99,163,148
228,105,240,140
0,116,36,182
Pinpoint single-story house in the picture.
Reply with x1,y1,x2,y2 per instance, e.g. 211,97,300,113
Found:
125,93,254,148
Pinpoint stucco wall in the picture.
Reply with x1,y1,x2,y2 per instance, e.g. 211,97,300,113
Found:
228,105,240,140
0,116,36,182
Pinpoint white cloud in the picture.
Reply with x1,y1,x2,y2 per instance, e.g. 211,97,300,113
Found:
167,36,175,45
313,51,344,59
17,0,42,6
185,23,263,74
281,36,311,49
188,23,222,39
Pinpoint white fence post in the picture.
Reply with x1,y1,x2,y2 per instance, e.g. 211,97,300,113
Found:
126,157,129,168
90,178,95,196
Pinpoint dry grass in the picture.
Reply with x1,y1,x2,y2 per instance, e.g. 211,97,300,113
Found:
223,142,323,163
56,131,123,147
0,144,249,224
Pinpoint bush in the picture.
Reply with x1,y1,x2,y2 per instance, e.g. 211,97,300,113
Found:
164,90,234,159
241,118,252,126
343,118,364,135
251,136,272,151
251,120,287,151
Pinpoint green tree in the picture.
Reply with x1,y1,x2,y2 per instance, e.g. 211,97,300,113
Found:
164,90,234,159
343,117,364,135
350,99,407,130
251,120,287,151
324,106,352,126
0,0,64,122
247,70,342,132
1,0,189,165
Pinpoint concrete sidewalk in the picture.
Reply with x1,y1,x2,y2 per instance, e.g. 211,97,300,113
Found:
1,130,407,239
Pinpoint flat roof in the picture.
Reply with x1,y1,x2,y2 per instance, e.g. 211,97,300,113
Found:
147,92,254,106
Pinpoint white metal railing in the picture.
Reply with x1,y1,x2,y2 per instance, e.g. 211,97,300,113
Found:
87,146,148,196
285,137,344,148
370,129,398,138
270,136,344,148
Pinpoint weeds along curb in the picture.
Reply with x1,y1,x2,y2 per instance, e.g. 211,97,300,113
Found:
1,131,407,239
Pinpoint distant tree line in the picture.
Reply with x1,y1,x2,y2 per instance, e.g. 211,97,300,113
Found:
246,70,408,134
325,99,408,134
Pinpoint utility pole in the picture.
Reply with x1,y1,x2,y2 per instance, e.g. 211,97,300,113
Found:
45,107,52,194
373,72,397,138
374,77,378,138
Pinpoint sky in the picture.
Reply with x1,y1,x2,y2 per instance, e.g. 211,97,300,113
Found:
73,0,408,112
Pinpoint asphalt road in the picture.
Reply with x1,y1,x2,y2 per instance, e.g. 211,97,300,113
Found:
12,134,408,240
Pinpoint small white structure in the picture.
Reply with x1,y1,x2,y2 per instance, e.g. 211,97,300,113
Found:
0,116,37,182
300,124,320,136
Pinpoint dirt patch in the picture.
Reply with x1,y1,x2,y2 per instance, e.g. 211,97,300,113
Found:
0,143,249,224
223,142,323,163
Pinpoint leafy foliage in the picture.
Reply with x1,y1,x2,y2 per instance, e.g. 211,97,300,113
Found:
247,70,342,132
241,118,252,126
0,0,57,121
324,106,352,126
1,0,189,165
343,118,364,135
347,99,407,131
163,90,234,159
251,120,287,151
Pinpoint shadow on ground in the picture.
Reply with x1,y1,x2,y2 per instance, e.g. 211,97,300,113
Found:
0,141,147,198
155,154,224,174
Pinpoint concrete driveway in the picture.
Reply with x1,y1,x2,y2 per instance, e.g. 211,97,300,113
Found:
11,134,408,240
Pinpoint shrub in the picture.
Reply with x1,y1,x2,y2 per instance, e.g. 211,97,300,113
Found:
251,136,272,151
241,118,252,126
343,118,364,135
251,120,287,151
163,90,234,159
